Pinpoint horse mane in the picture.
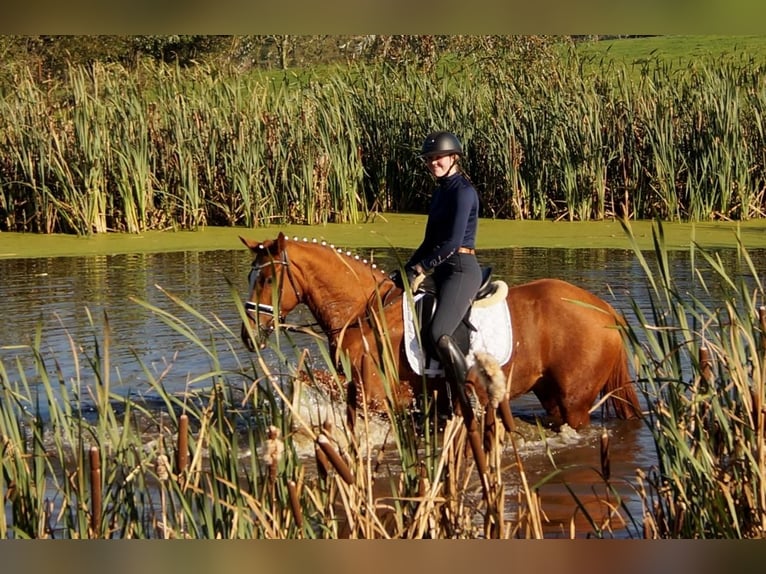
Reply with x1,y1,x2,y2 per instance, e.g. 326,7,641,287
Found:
250,235,391,278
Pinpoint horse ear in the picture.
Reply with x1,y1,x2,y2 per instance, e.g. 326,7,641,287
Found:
239,236,258,251
277,232,286,249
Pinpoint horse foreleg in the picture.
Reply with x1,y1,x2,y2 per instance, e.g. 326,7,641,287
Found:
560,408,590,430
534,376,593,430
530,378,563,425
345,353,389,425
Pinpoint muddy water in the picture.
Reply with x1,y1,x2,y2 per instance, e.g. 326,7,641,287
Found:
1,246,763,537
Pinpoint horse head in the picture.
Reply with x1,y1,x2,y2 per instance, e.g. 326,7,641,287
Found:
239,232,304,351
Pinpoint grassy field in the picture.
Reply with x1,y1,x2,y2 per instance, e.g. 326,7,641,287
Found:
576,35,766,67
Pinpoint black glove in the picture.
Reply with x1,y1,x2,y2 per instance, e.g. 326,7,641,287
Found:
389,267,419,290
389,269,404,289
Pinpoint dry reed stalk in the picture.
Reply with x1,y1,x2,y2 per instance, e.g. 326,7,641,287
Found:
287,480,303,530
259,425,285,507
43,499,54,539
672,500,687,536
176,413,189,478
155,452,171,539
636,469,658,539
160,412,185,538
482,410,506,539
89,446,101,537
404,418,458,538
699,346,713,389
316,434,354,485
509,431,544,539
186,398,215,495
600,428,611,481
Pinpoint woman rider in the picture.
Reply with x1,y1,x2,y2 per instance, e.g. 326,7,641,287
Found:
390,131,482,412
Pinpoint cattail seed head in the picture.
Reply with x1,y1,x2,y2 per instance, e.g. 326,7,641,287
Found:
155,454,171,481
259,425,285,467
474,351,506,408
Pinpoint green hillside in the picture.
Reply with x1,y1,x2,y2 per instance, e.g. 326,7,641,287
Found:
576,35,766,66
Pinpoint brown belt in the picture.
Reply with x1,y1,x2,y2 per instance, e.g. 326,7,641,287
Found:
457,247,475,255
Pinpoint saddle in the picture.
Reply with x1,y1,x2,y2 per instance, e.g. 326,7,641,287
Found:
415,267,497,357
402,267,512,377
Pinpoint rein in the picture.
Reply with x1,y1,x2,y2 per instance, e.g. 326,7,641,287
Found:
326,281,401,335
246,241,402,337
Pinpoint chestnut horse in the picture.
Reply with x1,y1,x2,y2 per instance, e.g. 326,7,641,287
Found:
240,232,641,430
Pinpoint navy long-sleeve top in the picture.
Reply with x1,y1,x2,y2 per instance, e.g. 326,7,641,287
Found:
407,172,479,272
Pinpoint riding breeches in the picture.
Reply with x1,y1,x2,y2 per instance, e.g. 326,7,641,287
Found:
427,252,482,349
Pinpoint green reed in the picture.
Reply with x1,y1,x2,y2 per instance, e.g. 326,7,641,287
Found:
3,235,766,537
0,266,560,538
2,47,766,234
110,76,155,233
620,219,766,537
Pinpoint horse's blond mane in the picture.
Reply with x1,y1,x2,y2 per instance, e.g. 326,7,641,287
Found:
256,235,390,276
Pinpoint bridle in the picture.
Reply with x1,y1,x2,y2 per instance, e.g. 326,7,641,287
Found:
244,242,403,344
245,247,303,336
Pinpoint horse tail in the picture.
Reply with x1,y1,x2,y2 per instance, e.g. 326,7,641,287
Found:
603,345,642,419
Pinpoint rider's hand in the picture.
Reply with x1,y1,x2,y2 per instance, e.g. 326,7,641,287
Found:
405,266,419,287
389,269,404,289
389,266,421,290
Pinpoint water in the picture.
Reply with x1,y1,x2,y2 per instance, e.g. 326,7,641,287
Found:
0,251,249,398
2,245,764,537
0,247,655,404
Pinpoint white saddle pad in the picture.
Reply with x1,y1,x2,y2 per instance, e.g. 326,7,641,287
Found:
402,281,513,377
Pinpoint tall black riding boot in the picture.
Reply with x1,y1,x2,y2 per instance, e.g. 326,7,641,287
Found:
435,334,470,415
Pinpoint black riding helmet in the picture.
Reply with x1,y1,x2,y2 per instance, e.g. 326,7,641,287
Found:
419,131,463,159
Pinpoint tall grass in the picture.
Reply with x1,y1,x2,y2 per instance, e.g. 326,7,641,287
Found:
2,46,766,234
1,279,563,539
621,219,766,537
4,230,766,537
